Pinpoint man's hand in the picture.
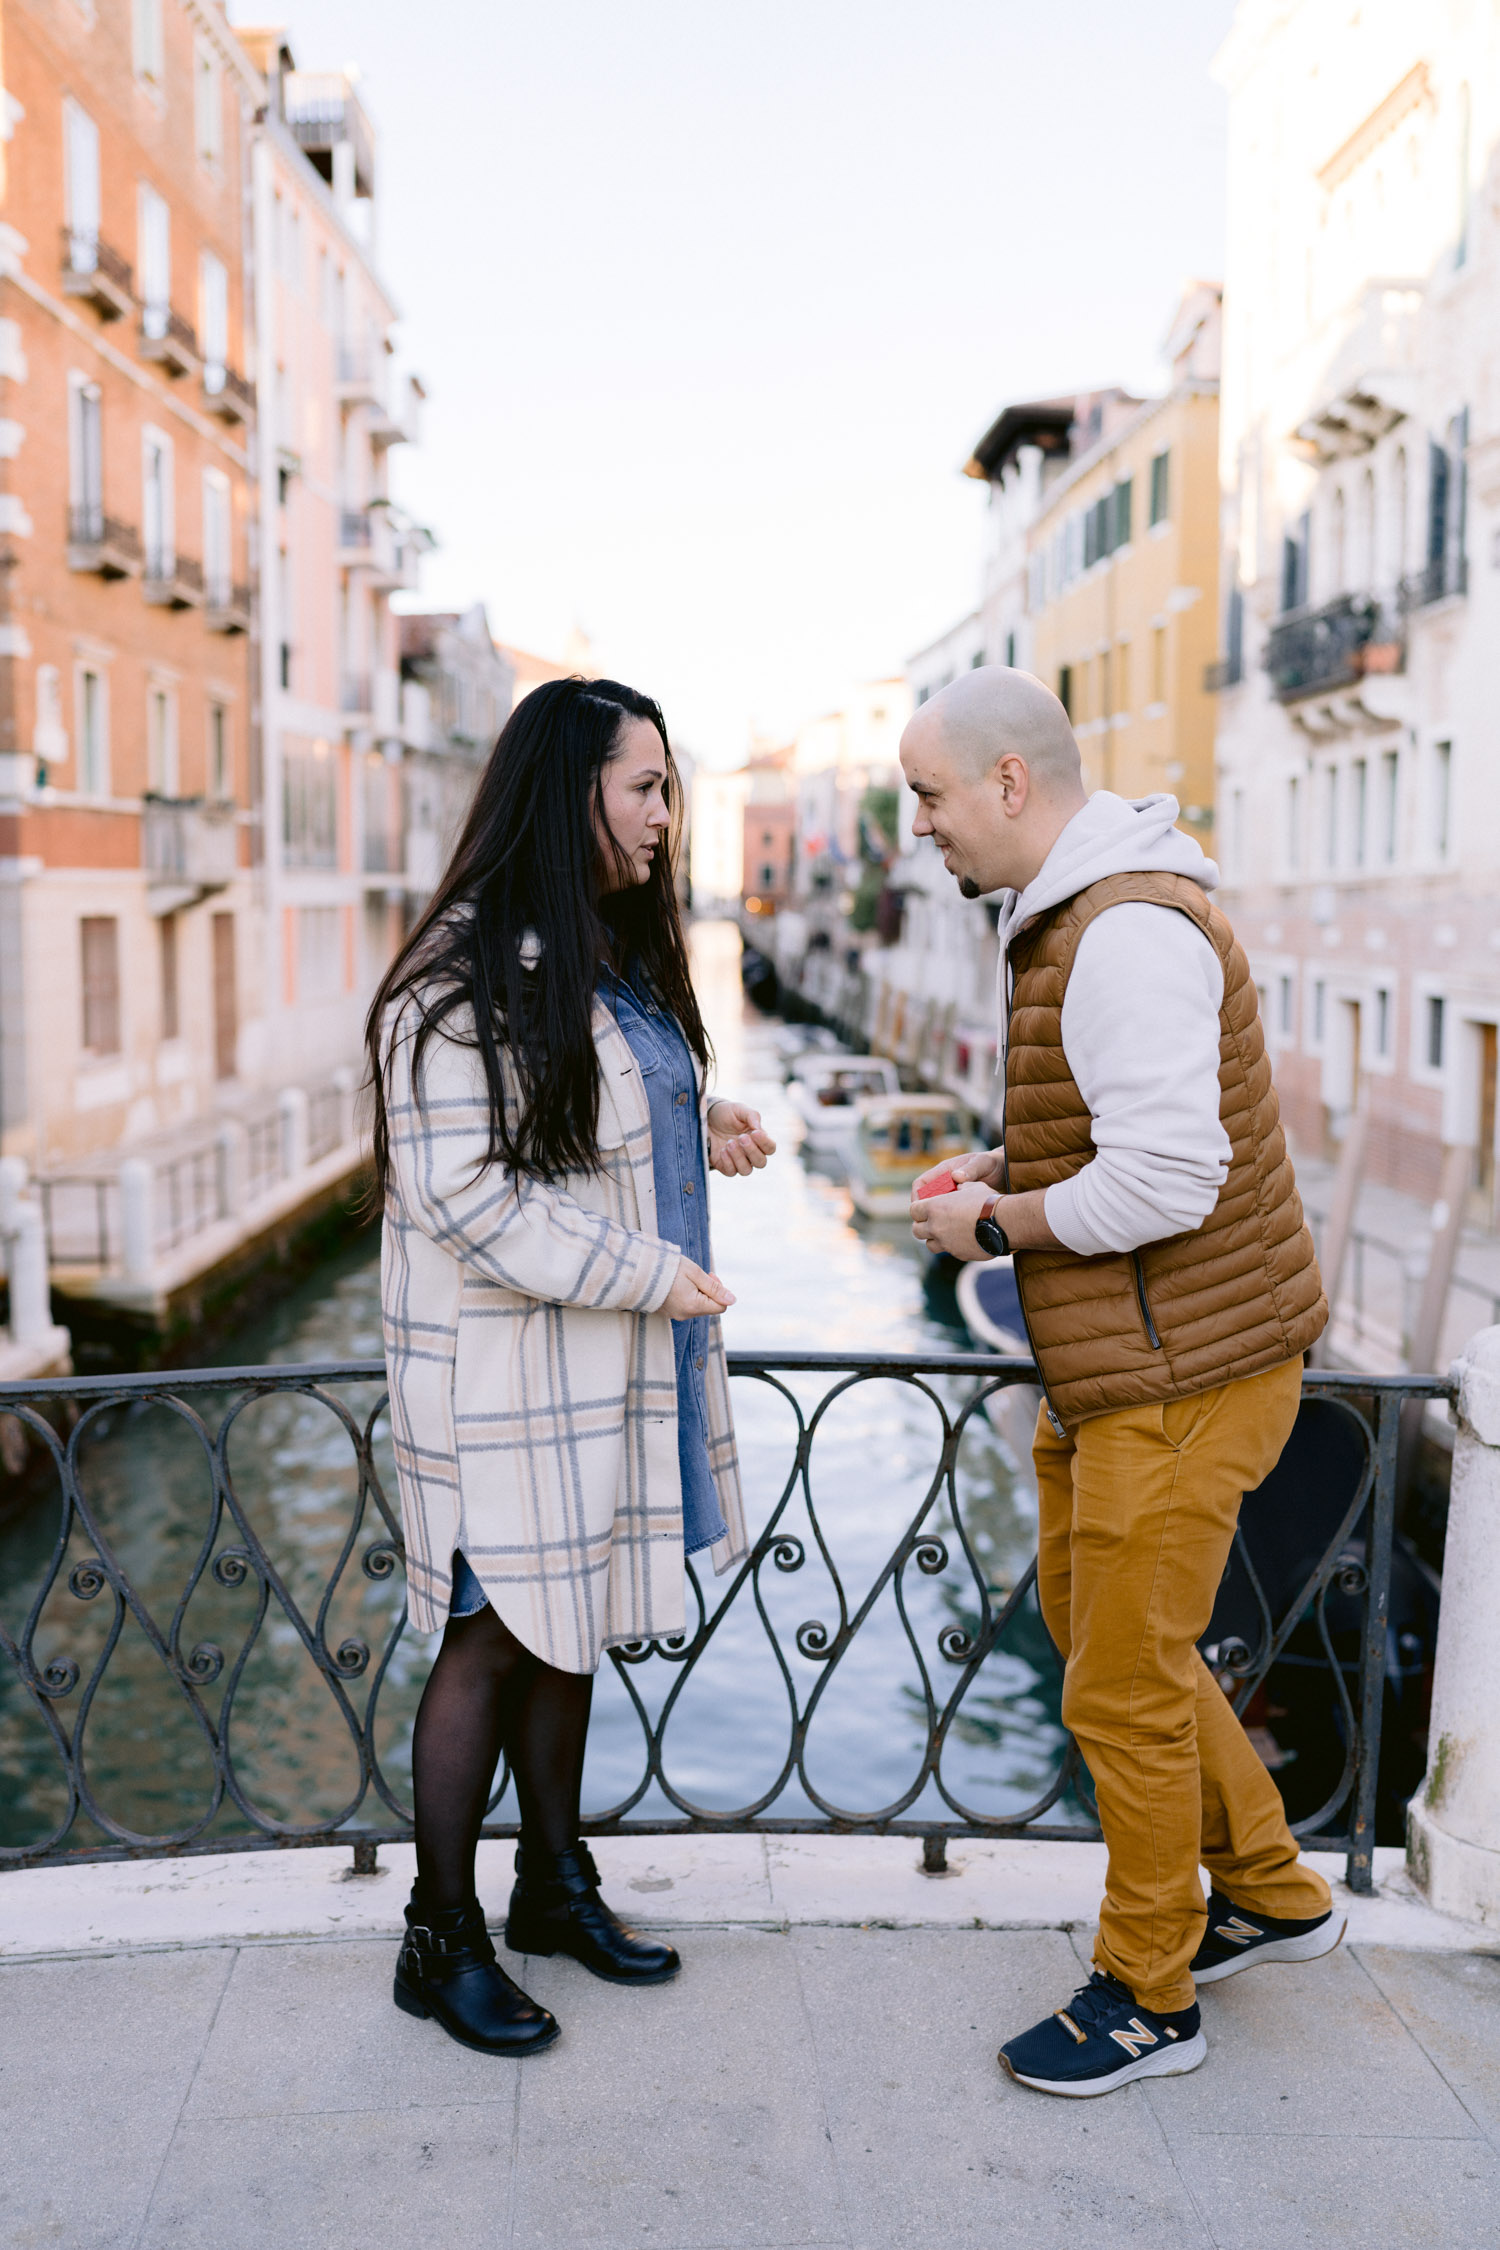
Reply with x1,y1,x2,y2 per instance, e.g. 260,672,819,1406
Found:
707,1100,777,1178
910,1179,996,1262
910,1146,1004,1200
663,1257,736,1319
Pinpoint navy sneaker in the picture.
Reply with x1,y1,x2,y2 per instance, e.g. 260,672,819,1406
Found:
1190,1888,1345,1985
999,1970,1206,2098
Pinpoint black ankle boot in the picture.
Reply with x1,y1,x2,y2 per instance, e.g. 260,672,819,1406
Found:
504,1842,681,1985
394,1893,560,2054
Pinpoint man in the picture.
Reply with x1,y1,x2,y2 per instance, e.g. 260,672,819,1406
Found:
905,667,1339,2098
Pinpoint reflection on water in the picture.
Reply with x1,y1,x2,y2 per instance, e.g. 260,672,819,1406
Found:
0,922,1073,1857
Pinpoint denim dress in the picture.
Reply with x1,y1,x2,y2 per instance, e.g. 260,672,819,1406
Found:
448,971,727,1620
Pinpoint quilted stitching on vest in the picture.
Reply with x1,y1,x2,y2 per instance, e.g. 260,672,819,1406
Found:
1004,872,1327,1425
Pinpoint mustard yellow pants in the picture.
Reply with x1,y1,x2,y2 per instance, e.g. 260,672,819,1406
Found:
1034,1355,1332,2014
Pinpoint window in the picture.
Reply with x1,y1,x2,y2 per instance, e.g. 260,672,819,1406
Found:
1112,476,1133,549
142,428,172,576
199,252,228,380
283,739,338,868
208,702,230,800
760,864,775,888
1432,740,1452,860
1004,631,1016,667
202,468,231,605
68,376,102,526
133,0,164,84
1281,511,1310,612
77,665,107,793
137,183,170,335
1373,985,1391,1060
1322,764,1340,870
1099,649,1112,719
213,912,237,1080
63,100,100,260
1312,980,1326,1045
80,917,120,1053
1426,995,1446,1072
1057,665,1073,719
1352,757,1367,867
147,683,177,794
194,43,222,164
1278,975,1294,1037
1380,749,1399,863
1148,450,1170,527
1151,624,1166,704
1286,775,1302,871
298,905,343,1000
159,912,180,1040
1116,640,1130,715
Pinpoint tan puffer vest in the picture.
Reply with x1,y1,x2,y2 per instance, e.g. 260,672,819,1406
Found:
1004,870,1326,1427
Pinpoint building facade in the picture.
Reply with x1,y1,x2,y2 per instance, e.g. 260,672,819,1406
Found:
0,0,260,1167
1027,287,1222,834
1211,1,1500,1205
397,604,513,908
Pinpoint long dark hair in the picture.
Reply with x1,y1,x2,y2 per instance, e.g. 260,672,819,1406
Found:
365,676,707,1195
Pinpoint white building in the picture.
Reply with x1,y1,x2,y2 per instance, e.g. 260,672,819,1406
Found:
689,768,750,914
1212,0,1500,1209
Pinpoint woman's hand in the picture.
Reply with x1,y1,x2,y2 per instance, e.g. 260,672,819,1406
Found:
663,1257,736,1320
707,1099,777,1178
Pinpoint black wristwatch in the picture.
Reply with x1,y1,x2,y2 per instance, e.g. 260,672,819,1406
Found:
974,1194,1010,1259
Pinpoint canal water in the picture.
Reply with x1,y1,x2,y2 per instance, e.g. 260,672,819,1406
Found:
0,922,1073,1860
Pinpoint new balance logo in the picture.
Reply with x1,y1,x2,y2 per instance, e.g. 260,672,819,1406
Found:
1109,2018,1160,2058
1214,1915,1263,1947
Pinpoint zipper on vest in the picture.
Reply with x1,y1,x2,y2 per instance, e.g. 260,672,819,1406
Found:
1001,964,1068,1439
1131,1252,1163,1350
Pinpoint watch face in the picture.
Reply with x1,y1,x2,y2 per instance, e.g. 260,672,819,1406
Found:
975,1217,1009,1258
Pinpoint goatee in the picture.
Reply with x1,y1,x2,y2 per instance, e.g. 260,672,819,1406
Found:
958,876,981,900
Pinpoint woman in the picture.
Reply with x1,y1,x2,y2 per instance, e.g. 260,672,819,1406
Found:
367,677,773,2058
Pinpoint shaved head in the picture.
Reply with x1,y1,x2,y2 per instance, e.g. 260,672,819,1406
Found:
909,666,1082,795
900,666,1087,899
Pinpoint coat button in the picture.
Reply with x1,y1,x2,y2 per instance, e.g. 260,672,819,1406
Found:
695,1355,705,1369
684,1182,695,1194
676,1090,688,1105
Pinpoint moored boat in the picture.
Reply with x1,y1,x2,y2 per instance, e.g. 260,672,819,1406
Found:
788,1056,902,1148
841,1096,975,1218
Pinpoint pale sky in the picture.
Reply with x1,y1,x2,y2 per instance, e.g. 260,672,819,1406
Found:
233,0,1238,762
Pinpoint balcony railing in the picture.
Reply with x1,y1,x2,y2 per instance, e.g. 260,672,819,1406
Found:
1399,554,1468,612
202,364,256,426
139,305,200,377
0,1353,1449,1893
1263,593,1402,703
142,795,237,893
142,551,204,609
338,508,373,554
59,228,134,320
204,581,252,634
65,506,142,579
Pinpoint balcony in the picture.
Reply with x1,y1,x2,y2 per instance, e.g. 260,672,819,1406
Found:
59,228,134,322
139,305,201,380
201,364,255,428
337,507,373,564
142,550,204,610
204,579,251,634
335,348,382,411
1263,593,1402,703
142,795,237,912
1399,554,1468,612
66,505,141,579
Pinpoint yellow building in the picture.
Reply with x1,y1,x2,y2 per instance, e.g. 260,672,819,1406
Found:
1027,285,1222,837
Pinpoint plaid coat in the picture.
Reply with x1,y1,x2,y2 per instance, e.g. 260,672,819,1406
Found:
380,993,749,1670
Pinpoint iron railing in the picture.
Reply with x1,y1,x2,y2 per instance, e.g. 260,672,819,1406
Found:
1263,593,1400,703
0,1353,1450,1891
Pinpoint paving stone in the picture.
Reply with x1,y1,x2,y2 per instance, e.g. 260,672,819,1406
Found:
510,1928,848,2250
1169,2131,1500,2250
1147,1942,1482,2140
0,1949,233,2250
182,1937,525,2119
790,1926,1211,2249
136,2104,519,2250
1353,1945,1500,2149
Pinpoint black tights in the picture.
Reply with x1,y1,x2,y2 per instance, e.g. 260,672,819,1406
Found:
410,1602,594,1911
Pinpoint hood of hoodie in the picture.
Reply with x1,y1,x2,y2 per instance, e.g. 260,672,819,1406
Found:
992,791,1220,1034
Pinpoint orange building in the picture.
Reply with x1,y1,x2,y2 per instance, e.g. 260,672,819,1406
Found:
0,0,260,1166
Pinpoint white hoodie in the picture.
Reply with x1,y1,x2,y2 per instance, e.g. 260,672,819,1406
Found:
994,792,1231,1259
